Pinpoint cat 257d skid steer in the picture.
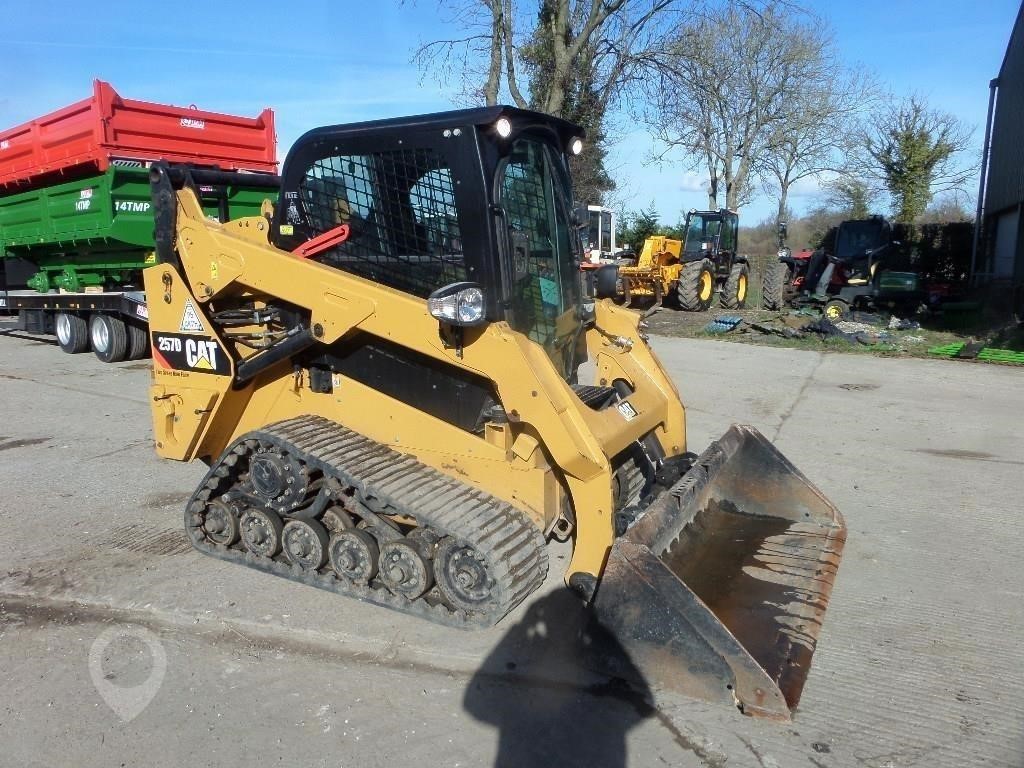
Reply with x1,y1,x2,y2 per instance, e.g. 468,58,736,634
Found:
145,107,845,720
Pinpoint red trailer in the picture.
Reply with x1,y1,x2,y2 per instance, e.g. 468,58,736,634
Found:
0,80,277,189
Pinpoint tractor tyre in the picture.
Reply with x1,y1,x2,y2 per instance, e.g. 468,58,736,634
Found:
721,262,750,309
676,259,716,311
90,314,129,364
761,262,791,310
55,312,89,354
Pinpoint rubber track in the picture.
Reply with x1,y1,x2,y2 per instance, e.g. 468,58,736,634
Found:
184,415,548,629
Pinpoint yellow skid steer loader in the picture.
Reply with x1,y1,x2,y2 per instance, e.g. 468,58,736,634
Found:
144,107,845,720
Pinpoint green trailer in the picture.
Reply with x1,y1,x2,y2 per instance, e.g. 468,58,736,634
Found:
0,165,273,293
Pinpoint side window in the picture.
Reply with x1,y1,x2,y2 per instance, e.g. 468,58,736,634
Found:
298,149,467,298
720,218,736,251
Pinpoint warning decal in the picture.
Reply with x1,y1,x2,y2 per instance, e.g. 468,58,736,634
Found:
151,333,230,376
179,299,205,333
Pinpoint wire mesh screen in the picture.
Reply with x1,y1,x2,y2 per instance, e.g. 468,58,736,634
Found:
299,148,466,298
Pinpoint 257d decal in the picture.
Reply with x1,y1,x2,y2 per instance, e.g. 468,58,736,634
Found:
151,333,230,375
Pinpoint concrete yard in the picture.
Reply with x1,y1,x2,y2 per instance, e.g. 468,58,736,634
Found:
0,320,1021,768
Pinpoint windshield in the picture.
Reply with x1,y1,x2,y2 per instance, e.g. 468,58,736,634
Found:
683,214,722,253
835,221,886,260
498,135,582,378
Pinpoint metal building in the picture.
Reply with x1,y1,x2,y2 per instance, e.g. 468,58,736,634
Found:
976,2,1024,312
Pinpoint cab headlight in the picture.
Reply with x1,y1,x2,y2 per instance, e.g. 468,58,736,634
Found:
428,282,487,326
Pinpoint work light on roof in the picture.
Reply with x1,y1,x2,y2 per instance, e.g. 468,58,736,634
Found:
495,117,513,138
570,137,584,155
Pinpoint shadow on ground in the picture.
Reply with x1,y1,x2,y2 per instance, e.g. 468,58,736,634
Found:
463,589,655,768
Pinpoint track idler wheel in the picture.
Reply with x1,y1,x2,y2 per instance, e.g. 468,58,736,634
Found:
379,540,433,599
282,519,330,571
202,500,241,546
240,509,284,558
433,537,494,613
329,529,380,584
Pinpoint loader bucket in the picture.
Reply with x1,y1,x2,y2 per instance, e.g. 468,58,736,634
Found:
592,425,846,720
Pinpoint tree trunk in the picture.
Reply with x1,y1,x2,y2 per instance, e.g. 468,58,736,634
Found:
484,1,503,106
777,185,789,225
707,173,719,209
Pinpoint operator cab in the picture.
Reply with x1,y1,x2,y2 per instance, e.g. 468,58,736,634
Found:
272,107,587,378
682,209,738,260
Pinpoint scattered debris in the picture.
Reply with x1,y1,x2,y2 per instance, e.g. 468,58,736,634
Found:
888,316,920,331
957,342,985,359
703,315,744,334
835,320,877,335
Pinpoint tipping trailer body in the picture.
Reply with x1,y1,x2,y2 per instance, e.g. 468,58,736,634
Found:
0,80,276,190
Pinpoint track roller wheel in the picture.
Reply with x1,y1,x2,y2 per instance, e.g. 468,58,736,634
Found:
55,312,89,354
240,508,284,558
380,540,433,600
329,529,380,584
202,500,241,546
90,314,129,363
433,537,495,613
282,519,329,571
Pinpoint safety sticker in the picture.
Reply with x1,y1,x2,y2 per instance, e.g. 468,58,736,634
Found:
179,299,205,333
151,333,230,376
616,401,638,421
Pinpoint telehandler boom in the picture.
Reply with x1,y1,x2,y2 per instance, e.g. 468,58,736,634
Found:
144,107,845,719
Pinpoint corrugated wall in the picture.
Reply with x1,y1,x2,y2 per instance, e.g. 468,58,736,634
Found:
986,8,1024,216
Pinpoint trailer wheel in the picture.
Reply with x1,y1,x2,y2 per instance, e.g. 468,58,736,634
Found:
127,323,150,360
761,262,790,310
721,262,749,309
676,258,715,311
89,314,128,363
55,313,89,354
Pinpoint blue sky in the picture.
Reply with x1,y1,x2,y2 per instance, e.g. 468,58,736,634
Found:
0,0,1019,224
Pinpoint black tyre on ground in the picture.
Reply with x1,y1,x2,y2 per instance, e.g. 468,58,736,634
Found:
126,322,150,360
761,261,791,310
54,312,89,354
721,262,750,309
89,314,129,363
675,258,716,311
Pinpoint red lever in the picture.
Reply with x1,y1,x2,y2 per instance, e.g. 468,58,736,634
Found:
292,223,350,259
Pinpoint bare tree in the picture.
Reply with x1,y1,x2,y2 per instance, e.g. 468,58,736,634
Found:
650,2,831,211
413,0,679,203
860,94,975,222
760,65,876,224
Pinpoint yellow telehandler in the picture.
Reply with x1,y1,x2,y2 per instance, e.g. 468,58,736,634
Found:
144,107,845,720
616,210,749,310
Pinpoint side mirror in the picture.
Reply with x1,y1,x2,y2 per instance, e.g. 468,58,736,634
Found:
572,203,589,229
594,264,619,299
428,282,486,326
